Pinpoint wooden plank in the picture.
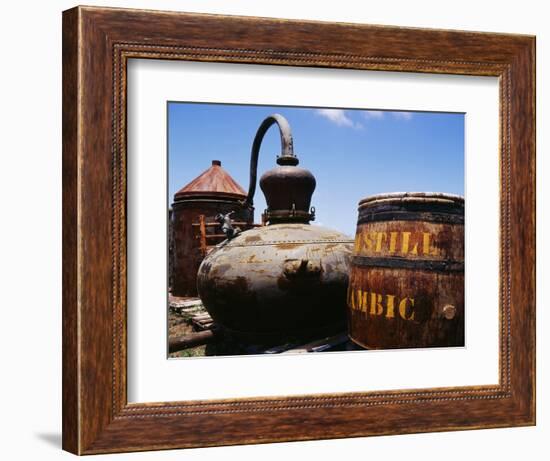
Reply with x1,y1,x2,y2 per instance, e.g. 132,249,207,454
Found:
198,214,207,256
192,313,212,321
169,330,217,353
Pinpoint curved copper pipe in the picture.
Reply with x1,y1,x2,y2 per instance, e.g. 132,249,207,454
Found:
242,114,298,208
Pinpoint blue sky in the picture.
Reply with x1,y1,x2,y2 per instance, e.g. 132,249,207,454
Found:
168,103,464,236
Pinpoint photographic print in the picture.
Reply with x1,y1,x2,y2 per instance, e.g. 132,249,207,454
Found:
168,103,465,358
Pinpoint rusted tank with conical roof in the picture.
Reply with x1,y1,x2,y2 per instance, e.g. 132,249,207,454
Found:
171,160,253,297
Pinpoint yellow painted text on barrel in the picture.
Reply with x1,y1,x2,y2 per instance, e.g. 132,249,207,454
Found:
354,230,439,257
348,289,415,321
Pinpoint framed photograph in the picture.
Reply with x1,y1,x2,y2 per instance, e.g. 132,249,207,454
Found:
62,5,535,454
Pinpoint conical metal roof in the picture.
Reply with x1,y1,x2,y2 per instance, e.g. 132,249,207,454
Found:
174,160,247,201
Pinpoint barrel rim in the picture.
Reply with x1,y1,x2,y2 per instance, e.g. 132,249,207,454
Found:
358,192,464,208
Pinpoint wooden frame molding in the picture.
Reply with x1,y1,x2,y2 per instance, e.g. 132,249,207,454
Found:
62,5,535,454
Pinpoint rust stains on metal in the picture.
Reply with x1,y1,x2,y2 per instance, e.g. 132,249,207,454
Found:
275,242,304,251
244,235,262,243
198,222,353,343
211,263,232,278
174,160,247,201
171,160,253,297
196,115,354,344
348,192,465,350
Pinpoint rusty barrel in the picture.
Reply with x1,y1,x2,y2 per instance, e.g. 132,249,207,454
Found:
347,192,464,349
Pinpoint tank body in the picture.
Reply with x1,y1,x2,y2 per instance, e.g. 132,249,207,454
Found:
171,160,253,297
198,224,353,342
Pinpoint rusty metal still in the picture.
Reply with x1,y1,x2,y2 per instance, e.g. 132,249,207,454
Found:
197,114,353,343
347,192,465,349
171,160,253,297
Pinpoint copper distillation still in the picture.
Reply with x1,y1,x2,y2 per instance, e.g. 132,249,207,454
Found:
197,114,354,344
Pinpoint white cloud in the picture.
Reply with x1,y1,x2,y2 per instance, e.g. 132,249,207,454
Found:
392,111,413,121
316,109,362,129
362,110,385,120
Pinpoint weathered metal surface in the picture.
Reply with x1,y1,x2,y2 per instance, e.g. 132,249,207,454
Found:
174,159,247,201
197,115,353,343
197,224,353,342
171,160,253,297
348,192,465,349
243,114,316,224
